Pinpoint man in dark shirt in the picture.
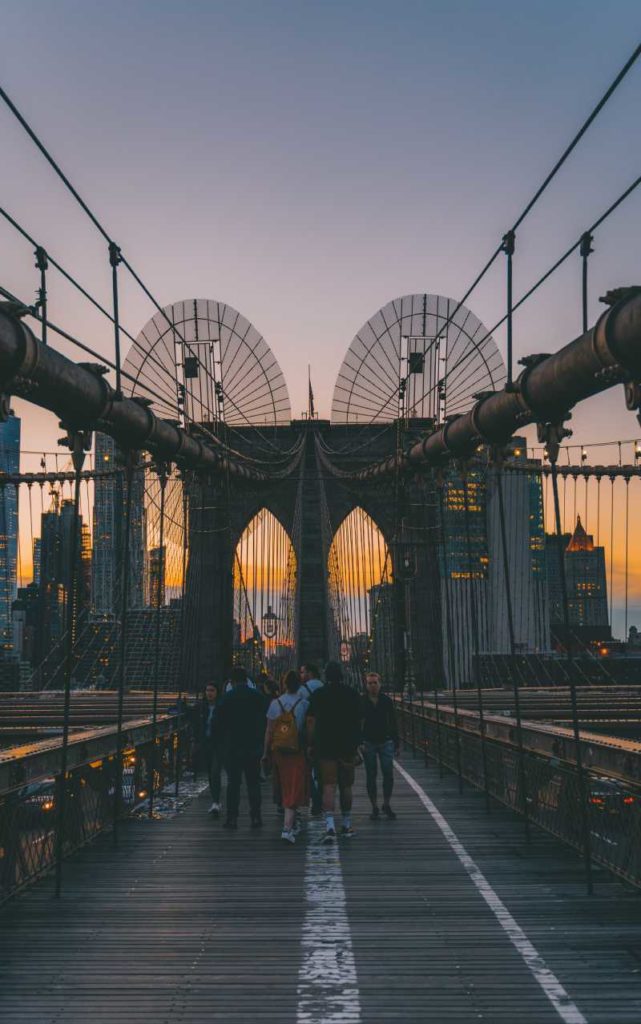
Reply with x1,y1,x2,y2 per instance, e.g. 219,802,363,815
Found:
307,660,361,843
360,672,399,820
215,665,265,830
197,682,223,816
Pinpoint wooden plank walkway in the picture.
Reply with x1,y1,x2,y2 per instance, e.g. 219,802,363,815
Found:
1,753,640,1023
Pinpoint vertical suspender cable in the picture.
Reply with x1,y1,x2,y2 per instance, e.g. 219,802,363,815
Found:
495,458,530,841
179,476,188,697
463,467,490,812
54,435,86,896
109,242,123,399
149,464,167,819
34,246,48,346
580,232,594,334
438,479,463,792
113,453,134,844
609,475,615,628
624,476,630,638
502,230,516,386
550,460,593,894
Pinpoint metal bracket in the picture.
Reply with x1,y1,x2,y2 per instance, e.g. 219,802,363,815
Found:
624,381,641,429
58,425,93,474
536,416,573,465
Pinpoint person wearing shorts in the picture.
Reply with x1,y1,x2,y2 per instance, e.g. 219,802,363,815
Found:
263,669,309,845
306,660,361,843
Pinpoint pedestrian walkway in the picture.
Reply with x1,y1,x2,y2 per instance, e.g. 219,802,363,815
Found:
1,755,640,1023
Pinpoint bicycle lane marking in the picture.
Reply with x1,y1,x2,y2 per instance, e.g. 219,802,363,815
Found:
296,819,362,1024
395,760,587,1024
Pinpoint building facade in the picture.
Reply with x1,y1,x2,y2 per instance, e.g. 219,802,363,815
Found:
0,412,20,656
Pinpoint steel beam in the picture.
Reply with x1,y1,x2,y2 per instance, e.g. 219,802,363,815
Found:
0,307,266,480
356,290,641,479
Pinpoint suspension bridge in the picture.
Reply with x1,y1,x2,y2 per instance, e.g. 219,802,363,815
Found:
2,46,641,1024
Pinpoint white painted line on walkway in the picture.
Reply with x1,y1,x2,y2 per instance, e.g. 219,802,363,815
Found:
297,820,362,1024
395,760,588,1024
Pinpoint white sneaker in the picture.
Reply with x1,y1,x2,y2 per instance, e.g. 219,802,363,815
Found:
281,828,296,844
208,802,221,815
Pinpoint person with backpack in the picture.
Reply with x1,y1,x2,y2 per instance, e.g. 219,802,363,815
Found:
298,662,323,815
262,669,309,844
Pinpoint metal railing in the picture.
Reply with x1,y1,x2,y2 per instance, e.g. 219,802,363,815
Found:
0,713,189,902
397,699,641,889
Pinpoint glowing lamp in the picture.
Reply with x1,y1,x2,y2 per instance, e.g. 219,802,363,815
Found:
262,605,278,639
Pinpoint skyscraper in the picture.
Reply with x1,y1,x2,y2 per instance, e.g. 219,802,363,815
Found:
92,433,145,615
367,581,395,683
439,464,489,687
545,516,609,648
439,439,550,688
486,440,549,656
0,412,20,656
149,546,166,609
35,494,90,686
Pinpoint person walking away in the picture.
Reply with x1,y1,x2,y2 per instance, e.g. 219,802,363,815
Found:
263,669,309,844
298,662,323,815
199,682,223,816
215,665,265,830
306,660,361,843
361,672,399,820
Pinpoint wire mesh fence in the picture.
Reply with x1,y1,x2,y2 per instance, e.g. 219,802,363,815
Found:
0,716,188,902
397,702,641,889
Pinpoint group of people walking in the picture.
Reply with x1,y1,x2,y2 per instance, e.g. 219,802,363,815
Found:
196,661,399,844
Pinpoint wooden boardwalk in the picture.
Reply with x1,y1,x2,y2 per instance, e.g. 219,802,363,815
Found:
2,754,640,1023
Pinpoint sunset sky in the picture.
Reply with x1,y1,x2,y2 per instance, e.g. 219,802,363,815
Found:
2,1,640,632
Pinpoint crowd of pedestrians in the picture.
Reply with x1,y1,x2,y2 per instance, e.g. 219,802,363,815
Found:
193,661,399,845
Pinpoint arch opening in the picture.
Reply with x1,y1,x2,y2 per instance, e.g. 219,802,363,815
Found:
233,508,297,680
327,507,394,686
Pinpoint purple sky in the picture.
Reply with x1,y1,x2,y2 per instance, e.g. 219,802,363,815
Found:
2,2,640,438
2,2,641,631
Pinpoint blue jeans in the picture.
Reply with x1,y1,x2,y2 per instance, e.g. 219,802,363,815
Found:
363,739,395,807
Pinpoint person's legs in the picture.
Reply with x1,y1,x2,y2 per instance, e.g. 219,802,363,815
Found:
338,760,356,834
379,740,396,817
310,762,322,814
362,741,378,812
319,760,338,840
225,757,241,826
244,754,262,825
208,746,222,806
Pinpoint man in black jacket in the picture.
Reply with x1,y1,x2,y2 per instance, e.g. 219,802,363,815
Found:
307,660,361,843
215,665,265,830
360,672,399,820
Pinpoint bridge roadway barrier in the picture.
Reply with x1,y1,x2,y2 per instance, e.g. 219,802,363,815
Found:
396,698,641,889
0,713,188,902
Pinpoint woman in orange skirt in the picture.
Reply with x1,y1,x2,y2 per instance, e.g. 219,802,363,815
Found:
262,669,309,844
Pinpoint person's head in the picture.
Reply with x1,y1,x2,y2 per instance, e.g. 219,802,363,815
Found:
205,682,218,704
324,660,343,686
299,662,320,683
283,669,299,694
365,672,381,698
231,665,247,687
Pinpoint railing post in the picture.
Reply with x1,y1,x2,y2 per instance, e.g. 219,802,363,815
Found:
493,452,530,841
550,456,593,894
149,461,168,819
113,450,136,843
463,465,490,812
54,427,90,897
437,476,463,792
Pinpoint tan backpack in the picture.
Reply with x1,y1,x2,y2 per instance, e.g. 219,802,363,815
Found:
271,697,302,755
